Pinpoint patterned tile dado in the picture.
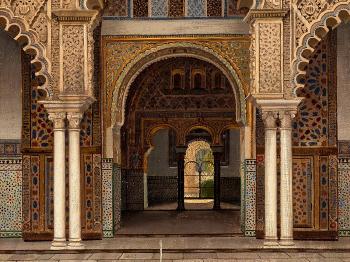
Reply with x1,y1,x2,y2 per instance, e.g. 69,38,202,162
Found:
0,140,21,157
0,158,22,238
243,159,256,237
102,158,113,238
339,158,350,236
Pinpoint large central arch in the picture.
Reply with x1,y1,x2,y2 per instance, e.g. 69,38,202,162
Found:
110,43,248,127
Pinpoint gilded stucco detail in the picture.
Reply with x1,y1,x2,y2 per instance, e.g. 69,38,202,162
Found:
103,38,250,127
258,23,282,93
62,25,85,94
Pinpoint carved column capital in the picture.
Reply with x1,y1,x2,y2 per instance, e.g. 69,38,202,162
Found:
262,111,278,129
279,110,297,129
48,112,66,130
67,112,83,129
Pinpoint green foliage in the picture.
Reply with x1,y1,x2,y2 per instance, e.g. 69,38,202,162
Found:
200,179,214,198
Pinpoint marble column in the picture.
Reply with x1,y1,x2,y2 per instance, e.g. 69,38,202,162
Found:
67,112,84,249
262,111,278,246
49,112,67,250
213,151,221,210
279,110,296,246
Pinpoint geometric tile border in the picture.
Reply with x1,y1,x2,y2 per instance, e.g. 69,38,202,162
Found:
0,157,22,238
338,157,350,237
102,158,114,238
243,159,256,237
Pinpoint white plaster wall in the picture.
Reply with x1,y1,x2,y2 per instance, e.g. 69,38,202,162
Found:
221,129,241,177
147,129,177,177
337,24,350,141
0,30,22,140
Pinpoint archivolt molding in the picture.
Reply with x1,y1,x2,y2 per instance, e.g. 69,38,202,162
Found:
0,7,53,98
104,39,250,129
292,1,350,94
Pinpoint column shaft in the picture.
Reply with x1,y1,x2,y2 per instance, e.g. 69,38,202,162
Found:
280,111,295,245
263,112,278,245
50,114,66,250
67,113,84,249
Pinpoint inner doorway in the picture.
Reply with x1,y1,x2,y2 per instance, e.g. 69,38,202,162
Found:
184,140,214,209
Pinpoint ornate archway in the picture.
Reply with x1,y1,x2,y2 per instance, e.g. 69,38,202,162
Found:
292,2,350,93
0,7,53,98
105,42,249,128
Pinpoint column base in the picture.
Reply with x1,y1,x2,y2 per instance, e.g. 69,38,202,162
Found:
50,239,66,250
68,240,85,250
263,238,279,248
279,239,295,246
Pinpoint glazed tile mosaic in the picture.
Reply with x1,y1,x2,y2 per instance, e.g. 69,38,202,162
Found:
338,158,350,236
0,158,22,238
102,158,114,238
243,159,256,237
151,0,168,17
187,0,206,17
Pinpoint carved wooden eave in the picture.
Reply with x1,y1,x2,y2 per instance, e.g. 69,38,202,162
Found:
244,9,288,23
52,9,98,23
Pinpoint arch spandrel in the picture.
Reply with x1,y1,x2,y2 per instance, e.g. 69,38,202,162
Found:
0,7,53,99
102,38,250,129
292,1,350,94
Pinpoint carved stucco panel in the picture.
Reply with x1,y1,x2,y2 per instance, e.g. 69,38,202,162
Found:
31,11,48,44
11,0,46,25
259,0,282,9
257,22,283,94
61,24,85,94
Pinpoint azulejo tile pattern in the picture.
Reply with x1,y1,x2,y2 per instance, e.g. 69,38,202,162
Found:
292,157,312,227
102,158,114,238
151,0,168,17
244,159,256,237
338,157,350,236
187,0,206,17
0,157,22,238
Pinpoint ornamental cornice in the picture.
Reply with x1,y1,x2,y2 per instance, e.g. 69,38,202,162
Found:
53,9,98,22
244,9,288,23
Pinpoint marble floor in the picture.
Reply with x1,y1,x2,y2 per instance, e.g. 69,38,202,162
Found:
1,251,350,261
117,209,242,236
2,237,350,261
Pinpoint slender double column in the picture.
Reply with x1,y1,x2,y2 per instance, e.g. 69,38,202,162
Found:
67,113,84,249
279,110,296,246
49,112,67,250
262,111,278,246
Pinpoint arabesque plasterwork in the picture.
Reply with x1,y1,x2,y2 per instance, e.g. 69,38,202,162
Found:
0,6,53,98
291,0,350,92
102,37,250,129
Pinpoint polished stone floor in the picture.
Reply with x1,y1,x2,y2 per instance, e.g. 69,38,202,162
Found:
1,251,350,261
117,210,242,236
